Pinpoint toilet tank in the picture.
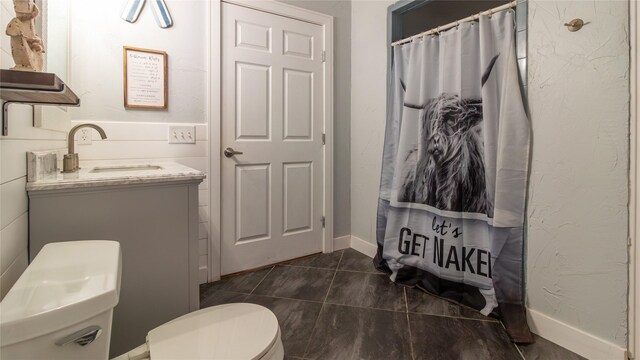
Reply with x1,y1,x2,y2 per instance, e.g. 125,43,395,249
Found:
1,241,121,360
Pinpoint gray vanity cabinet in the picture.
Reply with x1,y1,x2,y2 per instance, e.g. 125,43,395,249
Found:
28,180,201,358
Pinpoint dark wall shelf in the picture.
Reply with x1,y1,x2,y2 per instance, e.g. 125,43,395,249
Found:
0,69,80,136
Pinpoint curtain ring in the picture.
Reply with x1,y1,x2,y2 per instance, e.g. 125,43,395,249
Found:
455,21,460,29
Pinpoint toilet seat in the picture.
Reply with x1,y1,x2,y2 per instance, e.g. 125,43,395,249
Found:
134,303,282,360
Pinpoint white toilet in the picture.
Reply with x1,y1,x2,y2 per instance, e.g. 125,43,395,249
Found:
0,241,284,360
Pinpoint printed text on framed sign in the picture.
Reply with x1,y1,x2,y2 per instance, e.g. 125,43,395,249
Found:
123,46,167,109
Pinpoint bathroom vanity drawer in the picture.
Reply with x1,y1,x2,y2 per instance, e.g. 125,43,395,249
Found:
28,180,201,358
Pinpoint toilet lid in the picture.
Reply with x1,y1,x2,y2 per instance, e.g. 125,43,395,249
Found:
147,303,280,360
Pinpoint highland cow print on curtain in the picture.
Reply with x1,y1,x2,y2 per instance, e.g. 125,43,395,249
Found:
374,9,533,343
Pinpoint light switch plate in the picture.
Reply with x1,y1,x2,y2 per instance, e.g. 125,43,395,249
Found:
168,126,196,144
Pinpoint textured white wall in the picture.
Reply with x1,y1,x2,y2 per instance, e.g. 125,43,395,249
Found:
526,0,629,347
68,0,208,123
349,0,630,348
350,0,393,243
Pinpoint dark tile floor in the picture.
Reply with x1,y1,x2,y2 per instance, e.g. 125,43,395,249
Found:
200,249,585,360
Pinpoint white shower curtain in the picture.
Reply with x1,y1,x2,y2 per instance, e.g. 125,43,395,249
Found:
375,9,533,343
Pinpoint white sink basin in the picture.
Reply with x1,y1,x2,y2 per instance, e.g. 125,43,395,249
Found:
89,165,163,173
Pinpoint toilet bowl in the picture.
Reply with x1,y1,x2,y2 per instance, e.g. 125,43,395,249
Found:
0,241,284,360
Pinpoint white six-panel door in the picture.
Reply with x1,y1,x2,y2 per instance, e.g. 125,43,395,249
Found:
221,2,324,275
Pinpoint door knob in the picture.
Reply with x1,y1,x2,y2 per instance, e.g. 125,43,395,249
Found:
224,147,243,158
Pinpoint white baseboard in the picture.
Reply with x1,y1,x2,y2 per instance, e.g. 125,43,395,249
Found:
333,235,351,250
527,308,627,360
349,235,377,258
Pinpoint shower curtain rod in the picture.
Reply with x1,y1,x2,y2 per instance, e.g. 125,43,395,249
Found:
391,0,517,46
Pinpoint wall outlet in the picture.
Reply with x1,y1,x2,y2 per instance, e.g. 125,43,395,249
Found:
77,128,92,145
169,126,196,144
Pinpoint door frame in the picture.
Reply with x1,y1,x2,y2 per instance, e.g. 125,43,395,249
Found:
209,0,334,281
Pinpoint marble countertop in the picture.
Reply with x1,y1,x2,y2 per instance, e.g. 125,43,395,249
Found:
26,159,206,192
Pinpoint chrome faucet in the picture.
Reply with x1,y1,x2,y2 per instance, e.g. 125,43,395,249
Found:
62,124,107,173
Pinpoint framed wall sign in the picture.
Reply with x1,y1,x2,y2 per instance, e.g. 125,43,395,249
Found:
123,46,167,109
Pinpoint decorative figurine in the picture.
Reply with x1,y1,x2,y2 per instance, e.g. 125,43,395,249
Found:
5,0,44,72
